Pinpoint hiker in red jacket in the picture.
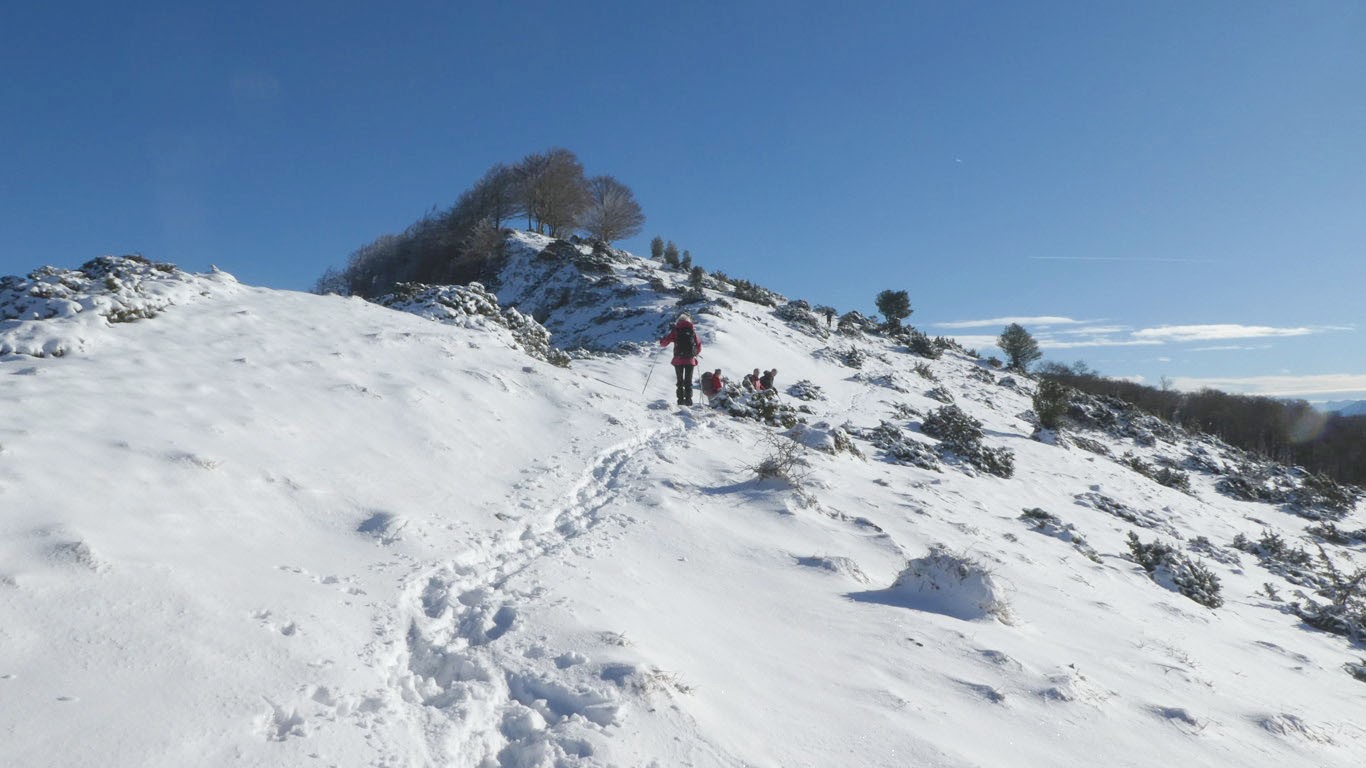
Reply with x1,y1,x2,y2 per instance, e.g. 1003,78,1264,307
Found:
659,314,702,406
701,368,724,403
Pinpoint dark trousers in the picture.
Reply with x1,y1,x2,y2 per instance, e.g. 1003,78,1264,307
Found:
674,364,694,405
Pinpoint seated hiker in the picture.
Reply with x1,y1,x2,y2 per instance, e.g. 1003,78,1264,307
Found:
759,368,776,390
701,368,723,402
743,368,761,391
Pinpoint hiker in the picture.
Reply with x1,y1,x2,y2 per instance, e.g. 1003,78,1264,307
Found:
824,308,835,328
701,368,724,403
659,313,701,406
760,368,777,390
744,368,762,391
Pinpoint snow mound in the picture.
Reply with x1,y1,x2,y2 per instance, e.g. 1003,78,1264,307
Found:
374,282,569,366
0,256,236,357
795,555,871,584
852,546,1011,622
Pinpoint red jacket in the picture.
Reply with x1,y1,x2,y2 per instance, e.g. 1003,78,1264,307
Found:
659,321,701,366
701,372,723,396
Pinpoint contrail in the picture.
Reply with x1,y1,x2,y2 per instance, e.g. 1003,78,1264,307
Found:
1028,256,1220,263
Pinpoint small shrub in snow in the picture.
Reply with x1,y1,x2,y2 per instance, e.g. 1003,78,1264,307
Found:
787,380,824,401
968,366,996,385
729,278,781,307
1019,508,1101,562
784,422,863,459
774,300,825,337
712,387,801,429
675,287,706,305
1346,659,1366,684
904,328,941,359
1232,531,1320,588
1122,453,1192,493
1032,379,1070,430
1073,491,1164,529
889,402,922,420
921,405,1015,478
925,386,954,404
1305,522,1366,546
746,433,810,485
1186,536,1241,567
985,356,1003,368
1126,532,1224,609
837,310,877,336
377,282,571,367
839,346,867,369
1286,473,1360,521
863,421,940,470
912,362,936,380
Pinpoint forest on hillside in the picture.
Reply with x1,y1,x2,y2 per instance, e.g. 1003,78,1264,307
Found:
1038,363,1366,487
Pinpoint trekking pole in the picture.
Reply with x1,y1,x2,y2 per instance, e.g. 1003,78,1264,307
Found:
642,345,665,394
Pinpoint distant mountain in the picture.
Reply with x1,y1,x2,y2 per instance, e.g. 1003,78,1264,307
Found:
1316,400,1366,417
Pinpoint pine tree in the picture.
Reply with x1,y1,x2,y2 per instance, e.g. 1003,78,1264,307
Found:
680,250,692,271
650,236,665,260
688,265,706,287
874,289,912,329
998,323,1042,372
663,241,680,268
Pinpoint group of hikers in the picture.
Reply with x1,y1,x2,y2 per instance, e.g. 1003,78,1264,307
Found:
657,313,777,406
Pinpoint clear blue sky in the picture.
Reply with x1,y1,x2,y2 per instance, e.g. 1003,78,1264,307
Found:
3,1,1363,399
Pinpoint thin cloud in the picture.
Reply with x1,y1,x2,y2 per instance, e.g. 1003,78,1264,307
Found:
934,316,1086,330
1133,324,1329,343
1038,338,1163,350
1189,344,1274,352
1171,373,1366,398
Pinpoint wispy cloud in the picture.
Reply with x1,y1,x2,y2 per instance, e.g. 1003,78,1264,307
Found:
934,316,1086,329
1039,338,1163,350
1189,344,1274,352
1171,373,1366,399
1132,324,1320,343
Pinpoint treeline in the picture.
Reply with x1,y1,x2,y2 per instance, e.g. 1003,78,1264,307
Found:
1039,362,1366,486
315,148,645,298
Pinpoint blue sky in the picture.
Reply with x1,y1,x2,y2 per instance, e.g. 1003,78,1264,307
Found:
3,1,1363,399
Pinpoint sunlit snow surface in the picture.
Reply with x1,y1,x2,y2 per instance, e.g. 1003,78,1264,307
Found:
1,248,1363,767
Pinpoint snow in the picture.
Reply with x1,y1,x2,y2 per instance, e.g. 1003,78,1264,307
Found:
1,245,1364,767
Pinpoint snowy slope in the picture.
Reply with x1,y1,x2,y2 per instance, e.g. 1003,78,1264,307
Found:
1,245,1364,768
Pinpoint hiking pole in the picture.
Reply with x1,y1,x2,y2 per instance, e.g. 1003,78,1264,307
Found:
642,345,665,394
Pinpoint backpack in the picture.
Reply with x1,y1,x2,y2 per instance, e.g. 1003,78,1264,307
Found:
673,325,696,358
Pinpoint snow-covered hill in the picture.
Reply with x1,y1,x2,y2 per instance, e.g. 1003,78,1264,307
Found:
2,240,1363,768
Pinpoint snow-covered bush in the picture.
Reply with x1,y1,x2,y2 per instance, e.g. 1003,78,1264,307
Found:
912,362,936,380
1,256,223,357
1231,531,1319,587
1122,453,1192,493
712,387,801,429
968,366,996,385
886,546,1012,622
729,278,781,307
921,405,1015,478
837,310,876,336
1305,522,1366,546
787,380,824,401
925,386,954,404
1032,379,1070,430
1019,509,1100,562
376,282,571,367
840,346,866,369
903,328,941,359
774,300,825,337
862,421,940,470
784,422,862,458
1074,491,1164,529
1126,533,1224,609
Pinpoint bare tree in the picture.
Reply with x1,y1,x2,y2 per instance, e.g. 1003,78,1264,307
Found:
514,148,590,236
580,175,645,243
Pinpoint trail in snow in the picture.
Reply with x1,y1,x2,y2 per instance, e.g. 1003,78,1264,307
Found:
389,419,735,767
